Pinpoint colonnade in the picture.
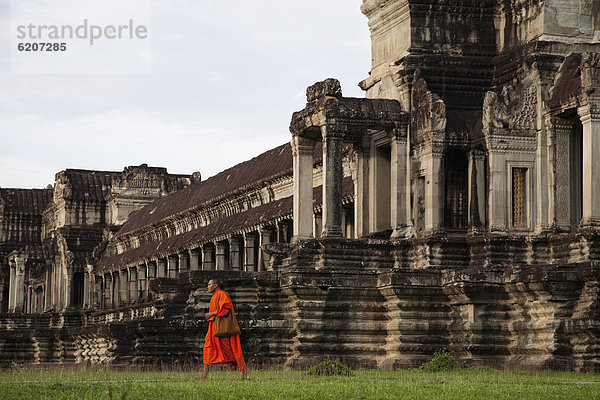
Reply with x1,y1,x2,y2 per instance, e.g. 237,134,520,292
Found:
85,221,292,310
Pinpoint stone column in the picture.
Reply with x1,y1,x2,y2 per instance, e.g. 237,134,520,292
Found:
243,232,256,272
112,272,119,308
93,276,102,308
189,249,200,271
157,258,167,278
128,267,138,304
178,252,189,273
258,227,271,271
390,126,412,237
291,135,315,239
354,137,371,237
137,264,147,301
277,220,291,243
15,255,25,312
64,270,73,309
26,286,32,314
202,244,214,270
321,127,344,237
215,242,227,271
84,264,94,309
535,123,552,232
147,260,157,279
104,274,112,308
468,150,486,230
44,267,52,312
578,102,600,228
167,255,178,278
30,287,36,314
8,261,15,312
119,269,128,306
229,237,242,270
424,146,444,231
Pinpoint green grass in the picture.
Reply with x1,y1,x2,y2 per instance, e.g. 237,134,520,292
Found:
0,367,599,400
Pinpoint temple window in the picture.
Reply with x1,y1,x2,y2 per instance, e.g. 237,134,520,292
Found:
444,149,468,229
512,167,528,229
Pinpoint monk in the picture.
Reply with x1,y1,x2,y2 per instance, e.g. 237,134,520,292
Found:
200,279,248,380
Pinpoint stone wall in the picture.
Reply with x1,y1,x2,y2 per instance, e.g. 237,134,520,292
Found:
0,235,597,371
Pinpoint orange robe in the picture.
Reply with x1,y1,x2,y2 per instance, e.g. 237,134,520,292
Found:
203,289,247,371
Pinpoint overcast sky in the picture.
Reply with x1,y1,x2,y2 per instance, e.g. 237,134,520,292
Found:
0,0,371,189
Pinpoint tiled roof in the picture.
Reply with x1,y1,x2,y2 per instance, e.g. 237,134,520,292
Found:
96,177,354,272
0,188,53,215
119,142,326,235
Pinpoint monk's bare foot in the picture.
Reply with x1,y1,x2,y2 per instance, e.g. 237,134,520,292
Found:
241,370,248,380
200,365,209,380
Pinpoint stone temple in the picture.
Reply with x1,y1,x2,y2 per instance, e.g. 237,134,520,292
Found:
1,0,600,370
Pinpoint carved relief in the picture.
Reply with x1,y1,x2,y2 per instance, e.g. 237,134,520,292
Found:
581,52,600,90
411,75,447,145
483,78,537,133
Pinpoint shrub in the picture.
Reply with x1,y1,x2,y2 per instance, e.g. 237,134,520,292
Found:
418,350,459,372
306,358,353,376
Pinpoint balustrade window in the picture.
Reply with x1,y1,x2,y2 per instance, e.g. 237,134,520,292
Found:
512,167,527,228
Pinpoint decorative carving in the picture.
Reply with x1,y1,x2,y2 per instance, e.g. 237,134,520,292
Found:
483,78,537,133
306,78,342,102
411,75,446,145
581,52,600,90
554,124,571,230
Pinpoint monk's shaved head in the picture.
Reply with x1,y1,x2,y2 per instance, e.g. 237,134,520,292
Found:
209,278,220,287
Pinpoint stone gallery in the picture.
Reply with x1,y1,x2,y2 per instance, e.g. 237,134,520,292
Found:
1,0,599,370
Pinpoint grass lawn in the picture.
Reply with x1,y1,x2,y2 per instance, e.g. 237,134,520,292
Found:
0,367,599,400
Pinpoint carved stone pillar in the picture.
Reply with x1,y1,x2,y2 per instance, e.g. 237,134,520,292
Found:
119,269,128,306
137,264,147,301
468,150,486,230
536,122,552,232
178,252,189,273
229,237,242,270
258,227,271,271
147,260,157,279
157,258,167,278
281,221,292,243
291,136,315,239
354,137,371,237
44,267,51,312
64,270,73,309
189,249,200,271
321,127,344,237
128,267,138,304
424,146,444,231
103,274,112,308
578,102,600,228
167,255,178,278
215,242,227,271
84,264,94,309
202,244,214,270
390,126,412,237
8,261,15,312
93,275,102,308
14,255,25,312
243,232,257,272
112,271,119,308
